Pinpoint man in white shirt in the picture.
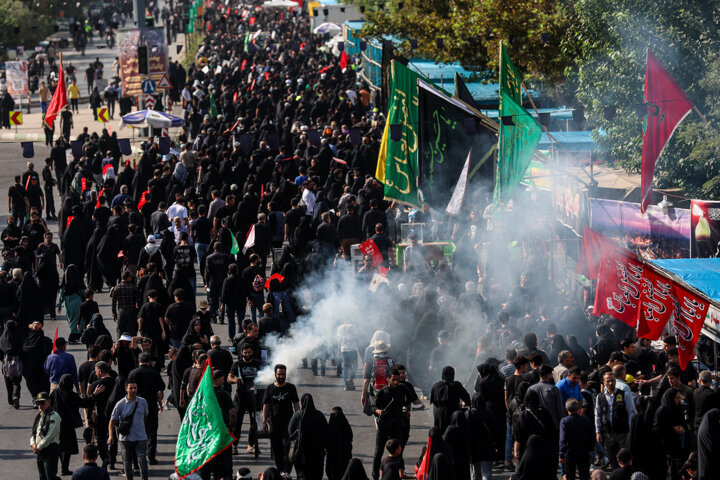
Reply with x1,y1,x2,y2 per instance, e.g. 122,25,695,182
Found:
301,180,317,218
166,196,189,226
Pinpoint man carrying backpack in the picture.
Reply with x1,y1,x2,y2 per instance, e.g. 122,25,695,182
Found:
242,253,265,323
361,341,395,412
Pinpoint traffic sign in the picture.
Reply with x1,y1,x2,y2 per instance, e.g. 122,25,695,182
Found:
9,111,22,125
156,73,172,90
142,79,156,94
145,94,156,110
96,107,109,123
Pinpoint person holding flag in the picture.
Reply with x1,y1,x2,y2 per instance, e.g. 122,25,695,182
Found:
44,53,68,132
175,365,235,479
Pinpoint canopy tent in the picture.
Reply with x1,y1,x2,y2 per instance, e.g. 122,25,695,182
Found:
120,110,185,129
313,22,341,35
648,258,720,342
262,0,300,9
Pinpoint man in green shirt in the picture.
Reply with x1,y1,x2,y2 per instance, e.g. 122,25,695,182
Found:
30,391,62,480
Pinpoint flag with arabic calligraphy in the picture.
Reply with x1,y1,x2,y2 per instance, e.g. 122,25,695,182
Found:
672,284,709,369
493,44,541,208
640,50,694,213
175,366,235,478
636,267,675,340
593,247,644,328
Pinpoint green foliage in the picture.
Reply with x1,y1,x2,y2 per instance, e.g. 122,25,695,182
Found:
570,0,720,197
0,0,55,59
356,0,579,86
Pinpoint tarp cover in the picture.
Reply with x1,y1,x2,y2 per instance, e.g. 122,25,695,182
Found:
649,258,720,302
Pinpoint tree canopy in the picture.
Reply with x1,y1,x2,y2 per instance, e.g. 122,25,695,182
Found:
355,0,720,197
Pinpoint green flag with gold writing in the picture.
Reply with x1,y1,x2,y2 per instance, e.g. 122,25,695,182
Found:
380,60,422,207
175,366,235,478
493,44,541,207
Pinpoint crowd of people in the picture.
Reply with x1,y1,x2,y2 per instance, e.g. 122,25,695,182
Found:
1,1,720,480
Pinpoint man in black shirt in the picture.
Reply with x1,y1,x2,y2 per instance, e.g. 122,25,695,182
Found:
21,162,44,213
204,242,230,322
372,368,409,480
242,253,265,323
284,198,305,251
362,198,386,240
173,231,197,292
262,364,300,473
128,353,166,464
7,175,29,228
137,290,167,364
89,361,116,468
229,343,262,455
164,288,195,348
371,223,393,267
190,205,212,278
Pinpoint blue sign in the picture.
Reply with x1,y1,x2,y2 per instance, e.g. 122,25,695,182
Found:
141,79,156,94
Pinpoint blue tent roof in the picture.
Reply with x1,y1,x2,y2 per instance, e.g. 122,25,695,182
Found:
648,258,720,303
538,131,598,151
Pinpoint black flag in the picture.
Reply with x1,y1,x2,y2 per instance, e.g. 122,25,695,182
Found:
454,73,480,111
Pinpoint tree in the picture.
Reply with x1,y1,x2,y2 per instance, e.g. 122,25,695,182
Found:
355,0,579,86
570,0,720,197
0,0,55,60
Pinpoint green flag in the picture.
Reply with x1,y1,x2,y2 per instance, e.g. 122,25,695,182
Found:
381,61,422,207
499,43,522,111
230,231,240,255
209,91,218,118
493,93,542,207
175,366,235,478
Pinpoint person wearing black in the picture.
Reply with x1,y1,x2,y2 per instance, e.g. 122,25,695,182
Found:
396,365,419,449
137,290,167,364
694,370,720,429
127,352,165,465
284,198,305,252
288,393,328,480
22,322,53,398
229,343,262,455
89,361,115,468
22,162,44,214
512,389,557,464
207,336,233,378
208,370,234,480
372,368,408,480
204,242,230,322
429,366,471,434
42,158,56,220
0,319,24,408
466,393,501,480
50,374,103,475
164,288,195,350
514,434,556,480
559,398,594,480
697,407,720,480
326,407,353,480
242,253,265,323
220,263,244,338
8,175,29,229
443,410,472,480
262,364,300,474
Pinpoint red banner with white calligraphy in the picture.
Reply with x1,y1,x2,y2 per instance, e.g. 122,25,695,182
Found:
672,284,710,369
637,268,675,340
592,233,712,367
594,247,644,328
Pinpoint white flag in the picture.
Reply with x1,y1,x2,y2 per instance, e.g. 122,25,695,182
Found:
368,273,390,292
242,224,256,254
445,148,472,216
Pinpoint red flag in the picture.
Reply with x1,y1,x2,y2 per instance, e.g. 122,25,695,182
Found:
640,50,695,213
137,189,151,212
593,247,644,327
240,59,247,71
415,434,432,480
102,164,114,176
264,273,285,290
52,325,59,353
65,215,75,228
637,268,675,340
44,56,68,129
575,227,615,279
339,51,349,71
249,16,256,25
672,284,709,369
359,239,383,268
